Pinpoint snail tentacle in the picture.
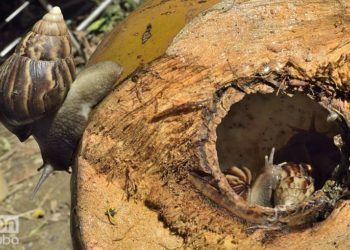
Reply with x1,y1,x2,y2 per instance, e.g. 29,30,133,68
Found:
267,147,275,165
32,163,54,198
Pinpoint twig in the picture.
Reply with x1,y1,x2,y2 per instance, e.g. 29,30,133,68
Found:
276,77,287,96
113,225,135,241
28,221,48,237
76,0,114,31
8,171,38,187
2,185,22,201
38,188,53,207
0,148,16,162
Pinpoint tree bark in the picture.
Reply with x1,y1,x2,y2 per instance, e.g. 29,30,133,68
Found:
72,0,350,248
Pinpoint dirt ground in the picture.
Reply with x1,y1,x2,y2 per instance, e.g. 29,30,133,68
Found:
0,2,143,248
0,124,72,249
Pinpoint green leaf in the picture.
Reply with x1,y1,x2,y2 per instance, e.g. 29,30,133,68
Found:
0,137,10,156
87,18,107,32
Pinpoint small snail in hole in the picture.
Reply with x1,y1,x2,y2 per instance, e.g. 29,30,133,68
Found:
0,7,123,196
224,166,252,200
225,148,315,208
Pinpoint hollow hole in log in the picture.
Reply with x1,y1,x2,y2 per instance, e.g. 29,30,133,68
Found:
216,92,341,208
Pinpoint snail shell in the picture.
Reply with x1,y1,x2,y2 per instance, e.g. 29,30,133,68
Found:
226,148,315,208
224,166,252,199
0,7,75,136
274,163,314,207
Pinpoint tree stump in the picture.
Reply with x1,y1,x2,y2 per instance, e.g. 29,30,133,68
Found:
72,0,350,249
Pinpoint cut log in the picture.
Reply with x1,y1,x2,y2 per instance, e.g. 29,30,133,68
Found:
72,0,350,248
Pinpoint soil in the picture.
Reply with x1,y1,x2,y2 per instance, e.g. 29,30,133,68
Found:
0,124,72,249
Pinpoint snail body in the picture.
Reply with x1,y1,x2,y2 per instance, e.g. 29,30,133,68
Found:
249,148,284,207
32,61,123,195
225,148,315,208
0,7,123,195
0,7,75,141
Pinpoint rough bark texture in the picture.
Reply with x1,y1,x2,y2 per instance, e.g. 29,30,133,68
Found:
72,0,350,249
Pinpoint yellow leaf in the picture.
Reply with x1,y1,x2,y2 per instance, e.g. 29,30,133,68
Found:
31,208,45,219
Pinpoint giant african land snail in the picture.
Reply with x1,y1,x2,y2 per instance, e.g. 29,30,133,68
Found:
0,7,123,196
225,148,315,208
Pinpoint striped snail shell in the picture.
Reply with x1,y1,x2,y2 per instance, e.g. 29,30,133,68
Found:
224,166,252,200
274,162,315,208
0,7,75,140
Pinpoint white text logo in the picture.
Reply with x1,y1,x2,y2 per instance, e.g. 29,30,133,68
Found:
0,215,19,234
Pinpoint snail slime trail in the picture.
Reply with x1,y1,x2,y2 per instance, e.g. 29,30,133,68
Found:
216,93,341,209
0,7,123,196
